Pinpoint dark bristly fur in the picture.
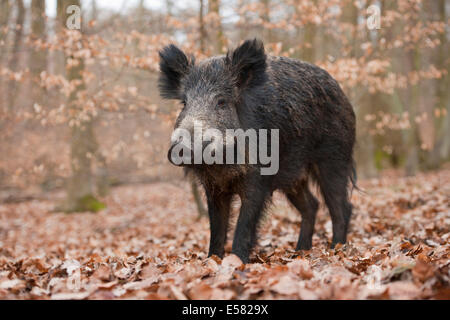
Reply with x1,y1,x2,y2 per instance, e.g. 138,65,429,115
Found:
227,39,268,89
159,39,357,263
158,44,194,99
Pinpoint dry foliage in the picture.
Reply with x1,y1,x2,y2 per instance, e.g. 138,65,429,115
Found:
0,169,449,300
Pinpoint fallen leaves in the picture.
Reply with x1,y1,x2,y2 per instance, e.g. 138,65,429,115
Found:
412,254,436,284
222,254,244,269
0,170,449,300
286,259,314,280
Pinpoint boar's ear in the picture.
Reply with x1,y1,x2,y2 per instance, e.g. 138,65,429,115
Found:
158,44,193,100
226,39,267,91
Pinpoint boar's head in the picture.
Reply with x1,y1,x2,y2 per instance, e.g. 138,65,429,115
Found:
159,39,268,167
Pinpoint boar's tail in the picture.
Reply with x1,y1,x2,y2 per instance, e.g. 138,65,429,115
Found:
350,159,357,189
349,159,364,195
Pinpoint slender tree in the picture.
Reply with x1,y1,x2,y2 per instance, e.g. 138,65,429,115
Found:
405,5,423,176
0,0,11,57
199,0,206,54
91,0,98,22
208,0,224,54
0,0,12,110
30,0,47,76
190,0,209,219
260,0,273,44
166,0,174,16
6,0,25,111
430,0,450,166
302,0,317,62
340,0,377,178
57,0,104,212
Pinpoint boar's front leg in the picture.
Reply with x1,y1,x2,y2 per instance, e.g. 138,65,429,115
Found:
206,189,232,258
232,175,271,263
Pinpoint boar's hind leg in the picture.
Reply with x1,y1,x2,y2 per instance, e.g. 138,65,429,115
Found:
285,183,319,251
206,190,232,258
316,161,353,247
232,176,271,263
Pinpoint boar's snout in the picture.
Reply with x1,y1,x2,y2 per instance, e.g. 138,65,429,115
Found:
167,137,225,167
168,139,191,167
168,138,215,166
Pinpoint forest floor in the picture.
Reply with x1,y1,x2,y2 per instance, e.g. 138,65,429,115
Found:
0,169,449,300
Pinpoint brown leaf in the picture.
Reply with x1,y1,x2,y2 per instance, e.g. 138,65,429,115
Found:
169,285,187,300
0,279,26,291
189,283,213,300
287,258,313,280
412,254,435,283
222,254,244,269
123,277,159,291
271,275,298,296
92,265,111,282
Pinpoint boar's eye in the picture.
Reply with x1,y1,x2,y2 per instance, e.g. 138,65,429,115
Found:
181,99,187,107
217,98,226,108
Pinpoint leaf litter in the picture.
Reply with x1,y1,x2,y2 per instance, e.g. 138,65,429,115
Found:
0,170,448,300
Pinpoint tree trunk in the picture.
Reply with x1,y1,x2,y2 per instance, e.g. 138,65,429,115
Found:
429,0,449,166
261,0,273,44
30,0,47,76
91,0,98,22
192,179,207,219
405,4,429,176
6,0,25,111
301,0,317,62
29,0,48,113
208,0,224,54
0,0,11,60
166,0,174,16
341,0,377,178
56,0,105,212
341,0,358,57
405,45,421,176
0,0,11,110
189,0,209,219
199,0,206,54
